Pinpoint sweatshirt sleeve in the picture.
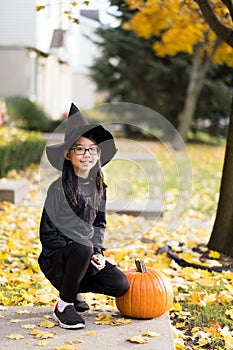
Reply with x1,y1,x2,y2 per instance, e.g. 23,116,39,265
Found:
39,208,69,249
39,180,69,249
91,185,107,251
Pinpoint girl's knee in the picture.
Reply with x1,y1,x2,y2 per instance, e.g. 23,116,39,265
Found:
114,273,130,297
67,241,93,258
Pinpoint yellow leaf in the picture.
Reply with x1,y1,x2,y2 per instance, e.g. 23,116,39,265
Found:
176,322,186,328
36,340,50,346
111,318,132,326
197,338,210,346
16,309,30,314
10,319,21,323
225,307,233,320
38,319,56,328
88,330,96,335
43,315,53,319
94,314,112,325
223,334,233,349
209,250,220,259
142,331,161,337
175,342,186,350
36,5,46,11
6,333,24,340
173,302,183,312
54,344,78,350
73,339,84,343
30,328,56,339
128,335,148,344
71,1,78,6
21,324,37,329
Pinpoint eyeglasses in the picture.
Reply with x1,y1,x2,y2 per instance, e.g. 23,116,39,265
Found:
69,146,99,155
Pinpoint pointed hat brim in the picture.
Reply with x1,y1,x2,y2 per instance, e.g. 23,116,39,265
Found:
46,103,117,170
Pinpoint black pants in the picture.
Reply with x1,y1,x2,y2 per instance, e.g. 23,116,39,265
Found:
46,241,130,303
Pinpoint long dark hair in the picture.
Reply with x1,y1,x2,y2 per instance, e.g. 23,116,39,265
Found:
61,133,104,209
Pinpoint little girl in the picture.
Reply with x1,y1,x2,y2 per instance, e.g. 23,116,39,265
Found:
38,103,129,329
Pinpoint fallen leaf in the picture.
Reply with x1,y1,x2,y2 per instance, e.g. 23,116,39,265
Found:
6,333,24,340
10,319,21,323
128,335,148,344
36,340,50,346
111,317,132,326
94,314,112,325
88,330,96,335
54,344,78,350
223,334,233,349
142,331,161,337
43,314,53,319
30,328,56,339
225,307,233,320
208,250,220,259
73,339,84,343
21,324,37,329
16,309,30,314
38,319,56,328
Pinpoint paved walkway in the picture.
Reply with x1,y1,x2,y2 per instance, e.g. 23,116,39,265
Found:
0,306,175,350
0,137,175,349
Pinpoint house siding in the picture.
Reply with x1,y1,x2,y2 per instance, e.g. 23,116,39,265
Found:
0,0,36,46
0,0,101,116
0,47,27,96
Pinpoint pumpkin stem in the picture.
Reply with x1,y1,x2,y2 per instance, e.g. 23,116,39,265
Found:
135,258,147,273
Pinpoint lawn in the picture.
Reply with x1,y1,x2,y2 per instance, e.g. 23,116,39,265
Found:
0,140,232,349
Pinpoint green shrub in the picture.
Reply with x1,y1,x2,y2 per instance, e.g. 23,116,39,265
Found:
5,97,52,132
0,127,46,177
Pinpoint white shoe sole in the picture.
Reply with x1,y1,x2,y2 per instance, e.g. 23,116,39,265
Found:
53,312,85,329
76,308,90,314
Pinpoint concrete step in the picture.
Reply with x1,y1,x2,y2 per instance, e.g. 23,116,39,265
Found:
106,199,164,219
0,306,175,350
0,179,29,205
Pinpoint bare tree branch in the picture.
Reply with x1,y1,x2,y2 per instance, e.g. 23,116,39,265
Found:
195,0,233,47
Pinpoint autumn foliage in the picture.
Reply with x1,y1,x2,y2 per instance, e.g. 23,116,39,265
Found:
124,0,233,65
0,142,233,348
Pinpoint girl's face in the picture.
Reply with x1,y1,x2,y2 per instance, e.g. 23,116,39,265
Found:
66,136,101,178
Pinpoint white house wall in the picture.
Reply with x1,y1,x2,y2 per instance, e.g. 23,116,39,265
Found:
0,0,36,46
71,16,101,110
72,69,97,110
0,47,27,96
37,55,71,119
0,0,102,117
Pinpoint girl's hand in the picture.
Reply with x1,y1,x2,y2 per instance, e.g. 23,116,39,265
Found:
91,253,106,270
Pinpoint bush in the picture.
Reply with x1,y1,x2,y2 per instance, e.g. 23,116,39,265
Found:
5,97,52,132
0,127,46,177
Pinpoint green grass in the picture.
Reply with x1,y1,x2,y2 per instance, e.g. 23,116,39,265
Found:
186,302,233,329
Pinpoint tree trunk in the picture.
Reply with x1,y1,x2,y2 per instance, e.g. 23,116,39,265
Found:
172,40,220,148
208,94,233,257
175,48,203,143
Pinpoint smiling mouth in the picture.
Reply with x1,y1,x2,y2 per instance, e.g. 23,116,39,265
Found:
80,161,92,165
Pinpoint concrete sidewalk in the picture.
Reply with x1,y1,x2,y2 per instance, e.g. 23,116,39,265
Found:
0,306,175,350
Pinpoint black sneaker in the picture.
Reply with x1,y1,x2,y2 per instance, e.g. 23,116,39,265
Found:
53,304,85,329
74,299,90,313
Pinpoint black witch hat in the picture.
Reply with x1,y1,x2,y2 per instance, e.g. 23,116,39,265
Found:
46,103,117,170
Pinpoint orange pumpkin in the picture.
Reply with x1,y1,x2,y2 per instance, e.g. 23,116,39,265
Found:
116,259,173,319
